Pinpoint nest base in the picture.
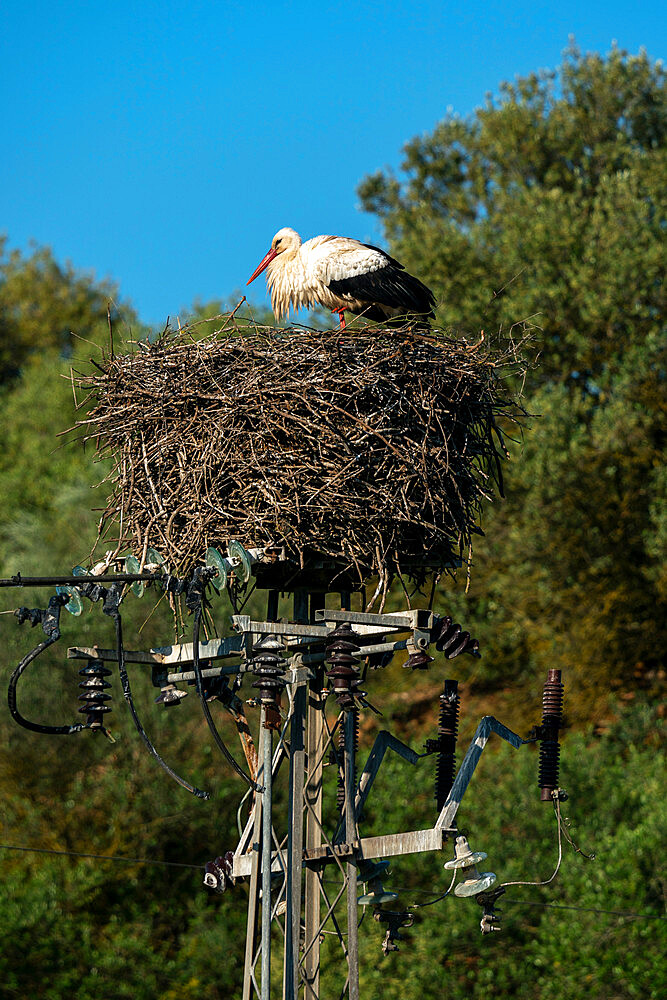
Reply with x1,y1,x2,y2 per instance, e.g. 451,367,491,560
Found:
75,319,527,590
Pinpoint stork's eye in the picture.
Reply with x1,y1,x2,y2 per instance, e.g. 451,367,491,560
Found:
274,239,282,248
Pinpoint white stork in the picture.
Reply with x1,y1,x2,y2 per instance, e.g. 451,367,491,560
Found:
246,228,435,328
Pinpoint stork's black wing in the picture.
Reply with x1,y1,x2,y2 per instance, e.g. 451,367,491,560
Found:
328,248,435,319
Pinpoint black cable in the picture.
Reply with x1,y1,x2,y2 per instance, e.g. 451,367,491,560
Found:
234,581,257,615
8,595,87,736
0,572,164,588
108,596,210,800
0,847,663,922
191,599,262,792
319,878,665,921
8,635,85,736
0,843,201,870
503,898,666,920
409,869,457,909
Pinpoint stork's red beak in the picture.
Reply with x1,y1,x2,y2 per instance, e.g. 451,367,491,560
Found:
246,247,278,285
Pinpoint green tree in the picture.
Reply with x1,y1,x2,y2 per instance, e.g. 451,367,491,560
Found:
0,242,290,1000
359,43,665,385
0,239,130,386
359,44,666,714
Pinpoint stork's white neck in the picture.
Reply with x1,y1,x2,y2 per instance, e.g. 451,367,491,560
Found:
265,245,308,320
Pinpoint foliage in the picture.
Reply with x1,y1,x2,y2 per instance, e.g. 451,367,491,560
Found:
0,41,665,1000
355,701,665,1000
0,239,133,387
0,691,663,999
359,43,666,386
360,43,666,713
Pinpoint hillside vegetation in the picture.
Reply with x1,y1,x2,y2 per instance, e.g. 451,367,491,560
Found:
0,45,664,999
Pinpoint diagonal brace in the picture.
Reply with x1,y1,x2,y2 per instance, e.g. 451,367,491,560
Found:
333,730,420,844
435,715,525,832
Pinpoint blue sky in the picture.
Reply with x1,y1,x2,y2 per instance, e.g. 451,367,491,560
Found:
1,1,664,324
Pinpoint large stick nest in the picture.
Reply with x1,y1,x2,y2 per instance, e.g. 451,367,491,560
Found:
74,318,528,588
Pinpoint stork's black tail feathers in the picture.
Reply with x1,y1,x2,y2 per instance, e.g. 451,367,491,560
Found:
329,245,436,327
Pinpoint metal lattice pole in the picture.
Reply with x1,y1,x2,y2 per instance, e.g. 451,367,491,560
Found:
344,709,360,1000
303,680,325,997
283,681,306,1000
242,745,264,1000
261,716,273,998
283,590,310,1000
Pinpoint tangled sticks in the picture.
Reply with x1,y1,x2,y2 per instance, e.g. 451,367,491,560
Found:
75,320,527,590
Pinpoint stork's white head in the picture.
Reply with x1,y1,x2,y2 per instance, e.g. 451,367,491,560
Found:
247,228,302,285
270,228,302,253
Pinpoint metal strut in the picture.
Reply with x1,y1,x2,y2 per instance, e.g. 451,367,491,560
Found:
336,709,359,813
326,621,362,1000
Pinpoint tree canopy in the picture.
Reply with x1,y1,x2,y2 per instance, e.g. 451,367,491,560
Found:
359,43,665,386
0,237,130,387
359,43,666,717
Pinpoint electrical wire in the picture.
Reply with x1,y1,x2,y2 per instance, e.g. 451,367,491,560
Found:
320,878,664,921
7,597,88,737
191,600,262,792
0,843,201,870
8,633,86,736
237,786,254,837
110,599,210,800
500,796,563,889
235,581,258,614
409,867,457,909
502,898,666,920
557,804,596,859
0,845,663,921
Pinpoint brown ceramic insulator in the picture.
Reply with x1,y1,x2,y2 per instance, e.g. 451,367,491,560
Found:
326,621,361,711
538,669,563,801
78,661,112,730
435,679,459,810
251,638,285,729
434,616,480,659
407,649,434,670
542,670,564,717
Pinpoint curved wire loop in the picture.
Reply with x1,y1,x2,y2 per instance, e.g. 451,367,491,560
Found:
501,794,566,889
101,583,210,800
8,594,88,736
187,568,262,792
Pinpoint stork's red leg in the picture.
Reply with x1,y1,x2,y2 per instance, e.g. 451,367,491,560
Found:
332,308,346,330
